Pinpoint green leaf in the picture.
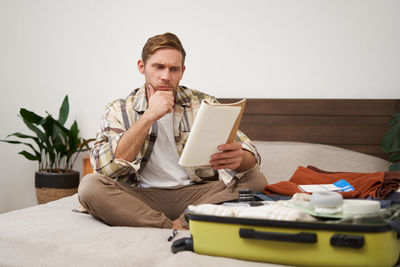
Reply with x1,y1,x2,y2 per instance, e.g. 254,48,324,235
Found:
388,113,400,126
65,121,79,158
381,123,400,153
7,132,37,140
388,153,400,163
20,108,43,124
1,139,36,150
53,120,71,149
19,150,40,161
5,132,44,152
22,118,47,142
54,140,66,154
40,116,55,138
0,139,24,145
52,128,68,156
70,120,79,146
388,162,400,172
58,95,69,126
52,118,70,134
1,139,41,161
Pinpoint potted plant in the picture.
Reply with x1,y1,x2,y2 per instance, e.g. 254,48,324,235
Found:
0,95,95,204
381,112,400,172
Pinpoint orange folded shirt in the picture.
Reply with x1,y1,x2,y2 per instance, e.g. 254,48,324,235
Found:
264,166,386,199
306,166,400,199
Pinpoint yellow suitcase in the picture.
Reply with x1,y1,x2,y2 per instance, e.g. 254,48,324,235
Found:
172,212,400,267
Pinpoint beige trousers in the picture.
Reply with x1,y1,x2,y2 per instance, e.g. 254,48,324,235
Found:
78,169,268,229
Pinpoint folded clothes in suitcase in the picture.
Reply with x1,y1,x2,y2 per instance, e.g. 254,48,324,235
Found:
172,204,400,267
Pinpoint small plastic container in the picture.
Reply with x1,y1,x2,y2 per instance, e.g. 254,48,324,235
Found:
238,189,254,202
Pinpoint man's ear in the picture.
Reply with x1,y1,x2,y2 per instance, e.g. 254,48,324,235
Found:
182,65,186,75
137,59,145,74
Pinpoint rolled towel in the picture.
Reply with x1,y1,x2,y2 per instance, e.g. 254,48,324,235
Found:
237,205,316,221
188,204,316,222
188,204,245,217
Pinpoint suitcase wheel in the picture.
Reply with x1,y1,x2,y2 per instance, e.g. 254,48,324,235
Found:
171,237,194,253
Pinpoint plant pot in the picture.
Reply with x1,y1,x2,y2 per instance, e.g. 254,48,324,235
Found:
35,171,80,204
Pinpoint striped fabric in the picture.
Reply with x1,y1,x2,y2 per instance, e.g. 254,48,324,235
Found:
90,85,261,187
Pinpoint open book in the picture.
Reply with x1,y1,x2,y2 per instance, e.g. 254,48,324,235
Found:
178,99,246,167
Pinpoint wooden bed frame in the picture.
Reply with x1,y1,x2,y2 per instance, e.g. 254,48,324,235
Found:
220,98,400,160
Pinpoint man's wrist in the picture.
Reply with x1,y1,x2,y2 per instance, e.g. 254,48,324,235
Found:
141,110,158,124
236,150,257,172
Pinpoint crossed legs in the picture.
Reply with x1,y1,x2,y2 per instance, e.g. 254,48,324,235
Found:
78,169,268,229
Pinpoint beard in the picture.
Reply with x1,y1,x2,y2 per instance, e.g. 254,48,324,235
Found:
145,82,178,100
146,82,178,92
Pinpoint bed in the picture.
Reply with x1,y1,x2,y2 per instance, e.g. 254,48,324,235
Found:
0,99,398,267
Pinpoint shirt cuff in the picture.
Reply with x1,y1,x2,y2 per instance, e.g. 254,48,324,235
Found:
113,157,141,173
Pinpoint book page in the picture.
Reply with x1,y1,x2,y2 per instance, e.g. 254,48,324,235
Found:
178,99,246,167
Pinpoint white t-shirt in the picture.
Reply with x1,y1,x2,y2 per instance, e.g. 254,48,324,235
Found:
139,112,191,188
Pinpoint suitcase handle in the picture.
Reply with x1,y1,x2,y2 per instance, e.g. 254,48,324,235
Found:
239,228,317,243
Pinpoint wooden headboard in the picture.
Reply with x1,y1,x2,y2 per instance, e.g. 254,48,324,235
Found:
219,99,400,160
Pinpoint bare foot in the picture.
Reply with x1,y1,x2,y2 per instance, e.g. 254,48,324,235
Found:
172,218,185,230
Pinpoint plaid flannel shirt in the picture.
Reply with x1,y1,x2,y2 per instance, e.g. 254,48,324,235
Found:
90,85,261,187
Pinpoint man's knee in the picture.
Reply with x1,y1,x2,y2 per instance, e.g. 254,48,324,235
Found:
78,173,107,207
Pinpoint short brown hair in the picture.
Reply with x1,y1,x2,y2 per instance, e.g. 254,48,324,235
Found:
141,32,186,66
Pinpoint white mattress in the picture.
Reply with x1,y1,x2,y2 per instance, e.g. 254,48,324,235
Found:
0,194,283,267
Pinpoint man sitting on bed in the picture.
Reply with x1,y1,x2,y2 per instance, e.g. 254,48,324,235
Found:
78,32,267,229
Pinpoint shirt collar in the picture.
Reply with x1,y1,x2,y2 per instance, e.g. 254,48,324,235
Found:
175,85,192,107
132,85,192,113
131,85,148,113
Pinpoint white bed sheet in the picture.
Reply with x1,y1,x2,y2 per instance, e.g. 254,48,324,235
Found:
0,194,282,267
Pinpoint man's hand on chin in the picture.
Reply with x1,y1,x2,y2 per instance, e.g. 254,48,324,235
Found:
144,84,174,121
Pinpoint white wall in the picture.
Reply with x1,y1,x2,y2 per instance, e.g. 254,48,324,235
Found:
0,0,399,213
